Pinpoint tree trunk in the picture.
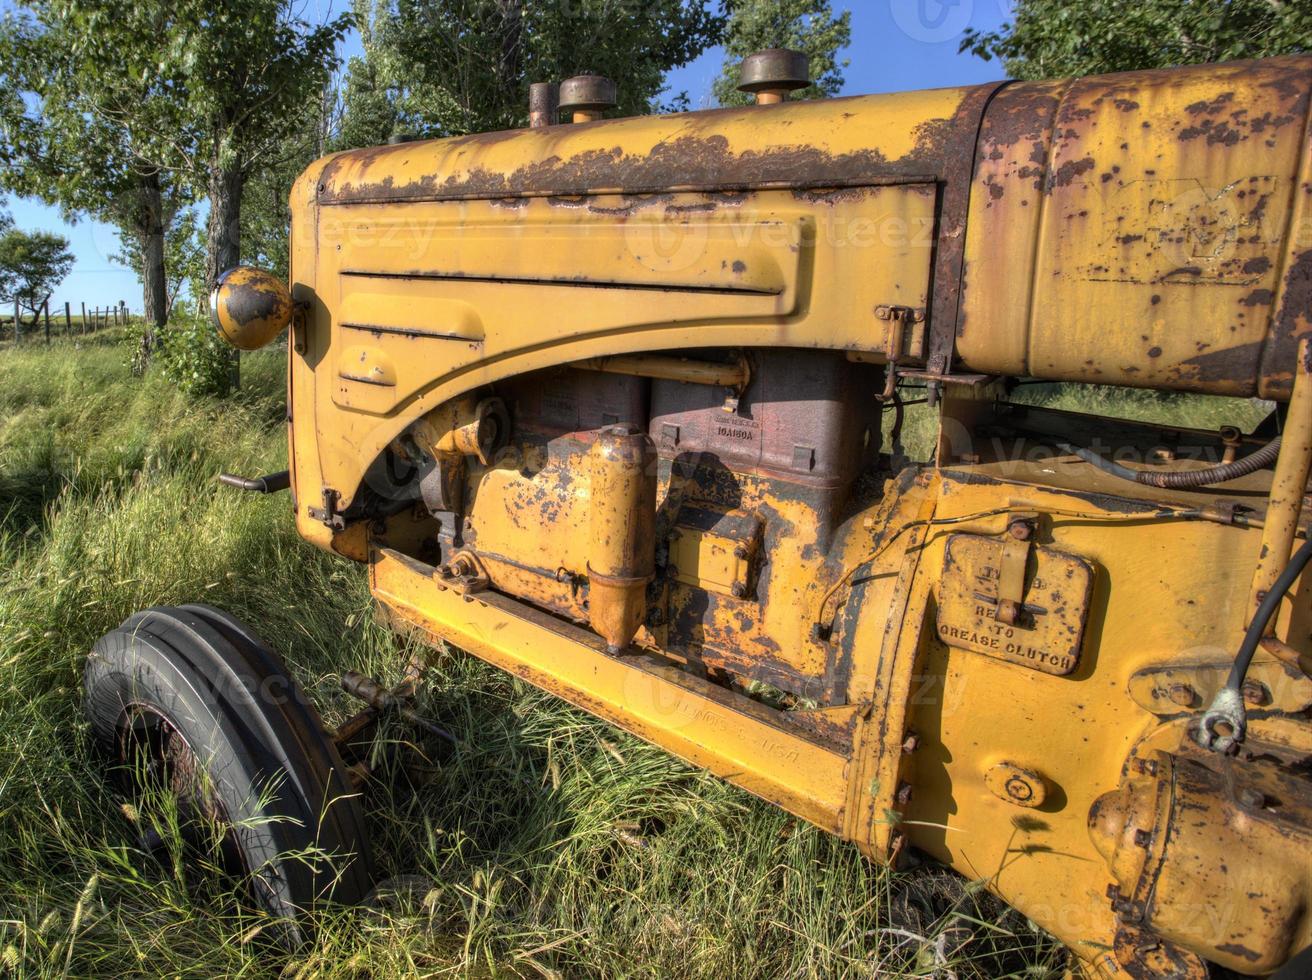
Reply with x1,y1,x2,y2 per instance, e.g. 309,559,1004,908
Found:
205,161,244,392
204,163,243,290
141,172,168,330
134,170,169,375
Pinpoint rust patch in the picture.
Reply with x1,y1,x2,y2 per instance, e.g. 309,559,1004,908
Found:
790,186,873,205
319,122,956,205
916,80,1008,367
1049,156,1095,189
1185,92,1236,115
1178,118,1242,146
1262,248,1312,398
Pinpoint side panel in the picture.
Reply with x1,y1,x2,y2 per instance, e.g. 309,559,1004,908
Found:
307,185,938,510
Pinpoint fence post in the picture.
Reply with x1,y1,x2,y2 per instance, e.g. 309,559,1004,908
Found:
13,298,19,343
64,302,71,335
80,302,87,335
43,299,50,343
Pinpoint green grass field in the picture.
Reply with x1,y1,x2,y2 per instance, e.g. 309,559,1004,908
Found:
0,333,1086,978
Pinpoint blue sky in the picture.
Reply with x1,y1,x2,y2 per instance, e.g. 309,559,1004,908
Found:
2,1,1011,311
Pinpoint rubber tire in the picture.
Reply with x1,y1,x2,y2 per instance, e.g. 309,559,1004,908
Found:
84,604,374,932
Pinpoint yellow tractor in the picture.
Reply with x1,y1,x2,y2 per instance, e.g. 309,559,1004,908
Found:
85,49,1312,976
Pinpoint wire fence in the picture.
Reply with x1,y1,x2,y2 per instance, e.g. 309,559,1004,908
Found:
0,298,132,342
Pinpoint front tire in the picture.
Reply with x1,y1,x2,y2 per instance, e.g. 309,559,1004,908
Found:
83,604,373,933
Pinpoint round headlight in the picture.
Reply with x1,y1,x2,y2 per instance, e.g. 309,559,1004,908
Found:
210,266,293,351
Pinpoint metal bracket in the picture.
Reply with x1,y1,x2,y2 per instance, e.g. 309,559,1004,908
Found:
291,301,310,355
307,487,345,531
977,517,1037,626
876,305,927,362
436,549,490,595
874,306,927,404
895,368,995,388
994,526,1034,626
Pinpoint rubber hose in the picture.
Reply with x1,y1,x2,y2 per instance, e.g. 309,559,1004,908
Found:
1059,436,1282,489
1227,537,1312,691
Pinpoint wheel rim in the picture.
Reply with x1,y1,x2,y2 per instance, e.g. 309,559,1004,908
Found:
116,703,252,884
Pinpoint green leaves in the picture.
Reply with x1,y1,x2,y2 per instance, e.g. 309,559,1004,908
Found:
712,0,852,108
341,0,725,143
0,228,74,315
151,314,234,398
961,0,1312,80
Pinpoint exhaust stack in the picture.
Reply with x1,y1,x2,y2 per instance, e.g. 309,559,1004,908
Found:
738,49,810,105
559,73,617,123
528,82,559,128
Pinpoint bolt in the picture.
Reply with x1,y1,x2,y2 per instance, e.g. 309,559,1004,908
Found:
1241,680,1271,707
895,782,914,805
1166,683,1197,707
437,564,454,579
1133,828,1152,848
1007,519,1033,541
901,732,920,754
733,545,749,560
731,582,748,599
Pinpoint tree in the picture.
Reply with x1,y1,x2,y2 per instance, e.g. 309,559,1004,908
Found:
240,80,336,282
712,0,851,107
143,1,348,288
167,1,349,288
344,0,725,142
0,4,189,336
337,4,402,148
961,0,1312,80
43,0,348,294
113,207,204,320
0,229,74,322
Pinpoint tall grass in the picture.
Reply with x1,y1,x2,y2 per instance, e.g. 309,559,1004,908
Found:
0,333,1061,977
